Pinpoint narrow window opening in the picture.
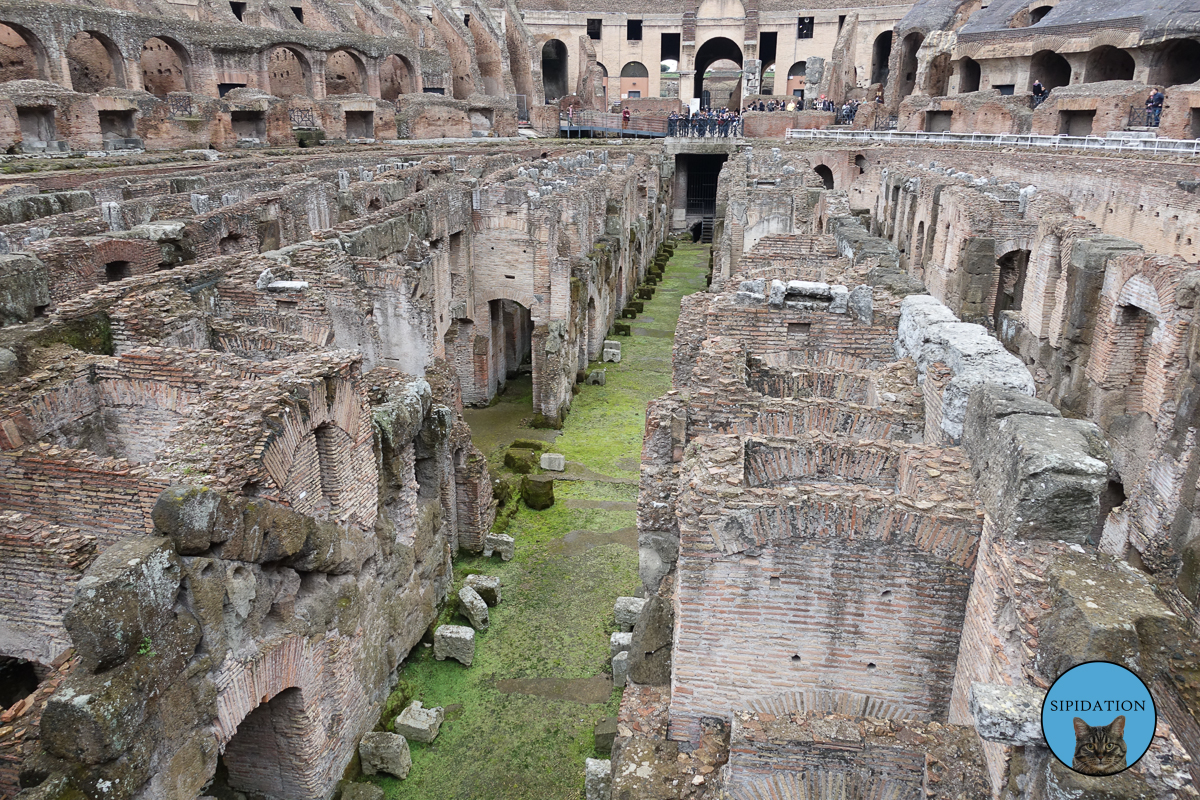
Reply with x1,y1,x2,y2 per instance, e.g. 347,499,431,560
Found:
104,260,131,282
230,1,245,20
627,20,642,41
797,17,814,39
291,5,304,23
587,19,602,40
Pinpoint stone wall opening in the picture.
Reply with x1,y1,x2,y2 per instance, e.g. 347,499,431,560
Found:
925,53,951,96
98,109,135,140
958,57,980,93
221,687,326,800
1084,46,1134,83
897,33,923,100
344,110,374,139
1058,109,1094,136
380,54,415,100
313,423,346,514
1112,304,1158,416
141,37,190,97
1029,49,1070,93
814,164,834,190
0,22,45,82
993,248,1029,331
16,106,55,148
541,39,568,102
925,109,952,132
104,260,131,282
467,14,505,96
786,61,806,98
325,50,365,95
1149,38,1200,86
66,31,125,92
231,109,266,141
0,656,39,709
267,46,312,99
871,31,892,88
693,37,743,107
488,298,532,396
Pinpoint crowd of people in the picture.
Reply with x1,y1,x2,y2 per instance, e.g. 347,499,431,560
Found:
666,108,743,137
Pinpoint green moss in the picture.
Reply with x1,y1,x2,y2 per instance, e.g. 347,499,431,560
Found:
34,312,114,355
367,245,712,800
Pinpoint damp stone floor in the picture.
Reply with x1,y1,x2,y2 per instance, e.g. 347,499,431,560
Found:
356,242,710,800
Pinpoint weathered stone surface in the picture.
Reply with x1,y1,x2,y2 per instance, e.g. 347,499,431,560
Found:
587,369,607,385
1044,757,1149,799
609,631,632,656
522,475,555,510
484,533,515,561
359,732,411,779
540,452,566,471
848,284,873,324
464,574,501,605
638,531,678,595
504,447,540,474
0,253,49,326
458,585,490,630
394,700,444,743
612,650,629,688
1038,552,1180,680
594,717,618,755
0,347,17,383
602,341,621,363
63,537,182,672
613,596,646,631
767,279,785,309
434,625,475,666
151,485,242,555
626,595,673,685
342,784,386,800
969,682,1046,746
585,758,611,800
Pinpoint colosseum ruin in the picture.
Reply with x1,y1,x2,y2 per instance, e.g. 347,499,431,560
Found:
0,0,1198,799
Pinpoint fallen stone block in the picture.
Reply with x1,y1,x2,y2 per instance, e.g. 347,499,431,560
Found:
465,574,501,606
614,596,646,631
586,369,606,386
483,533,515,561
504,447,539,474
602,343,621,363
969,682,1046,746
521,475,555,510
342,783,385,800
594,717,618,755
540,452,566,471
627,596,672,685
610,631,632,656
585,758,612,800
394,700,444,743
611,323,631,336
458,585,489,630
612,650,629,688
359,732,411,779
434,625,475,666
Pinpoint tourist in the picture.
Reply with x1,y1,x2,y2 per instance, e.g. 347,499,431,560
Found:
622,106,631,129
1032,80,1047,108
1150,88,1164,126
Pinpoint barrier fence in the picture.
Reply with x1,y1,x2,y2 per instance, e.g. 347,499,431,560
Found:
784,127,1200,155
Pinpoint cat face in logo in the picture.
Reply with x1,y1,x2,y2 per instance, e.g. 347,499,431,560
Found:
1072,715,1128,776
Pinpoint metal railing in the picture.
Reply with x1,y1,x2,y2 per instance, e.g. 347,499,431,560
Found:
784,127,1200,155
561,111,669,136
1128,104,1162,128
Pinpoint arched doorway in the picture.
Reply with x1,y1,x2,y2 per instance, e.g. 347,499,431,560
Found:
958,57,980,93
267,46,312,98
380,54,415,100
925,52,951,96
66,31,125,92
324,49,365,95
221,688,326,798
140,37,190,97
814,165,834,190
994,249,1029,331
1148,39,1200,87
620,61,648,99
541,39,568,102
786,61,806,98
1084,46,1134,83
0,22,48,82
1029,50,1071,92
1030,5,1053,23
870,31,892,88
693,37,743,108
897,33,923,100
597,62,609,107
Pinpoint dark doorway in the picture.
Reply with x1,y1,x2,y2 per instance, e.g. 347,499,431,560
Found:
898,33,923,100
489,299,533,396
871,31,892,88
813,165,834,189
994,249,1029,331
105,260,132,282
98,109,135,140
693,37,743,106
679,153,727,217
1149,38,1200,87
0,657,39,709
1091,479,1126,545
958,57,980,93
541,39,568,101
925,110,952,132
1084,46,1134,83
1029,50,1071,92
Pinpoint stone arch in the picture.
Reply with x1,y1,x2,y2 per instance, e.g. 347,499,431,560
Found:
897,32,923,100
1084,46,1134,83
266,45,313,99
141,36,191,97
485,297,534,400
1030,5,1053,23
958,57,980,93
466,12,505,97
222,686,327,799
786,60,806,97
694,36,743,106
621,60,649,99
1148,38,1200,87
0,22,49,82
541,39,568,102
870,31,892,88
621,61,649,78
1029,49,1070,92
66,31,125,92
925,52,951,96
813,164,834,190
380,54,416,100
854,154,868,174
324,49,366,96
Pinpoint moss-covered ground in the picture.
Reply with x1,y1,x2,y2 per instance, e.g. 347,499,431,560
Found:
362,242,710,800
